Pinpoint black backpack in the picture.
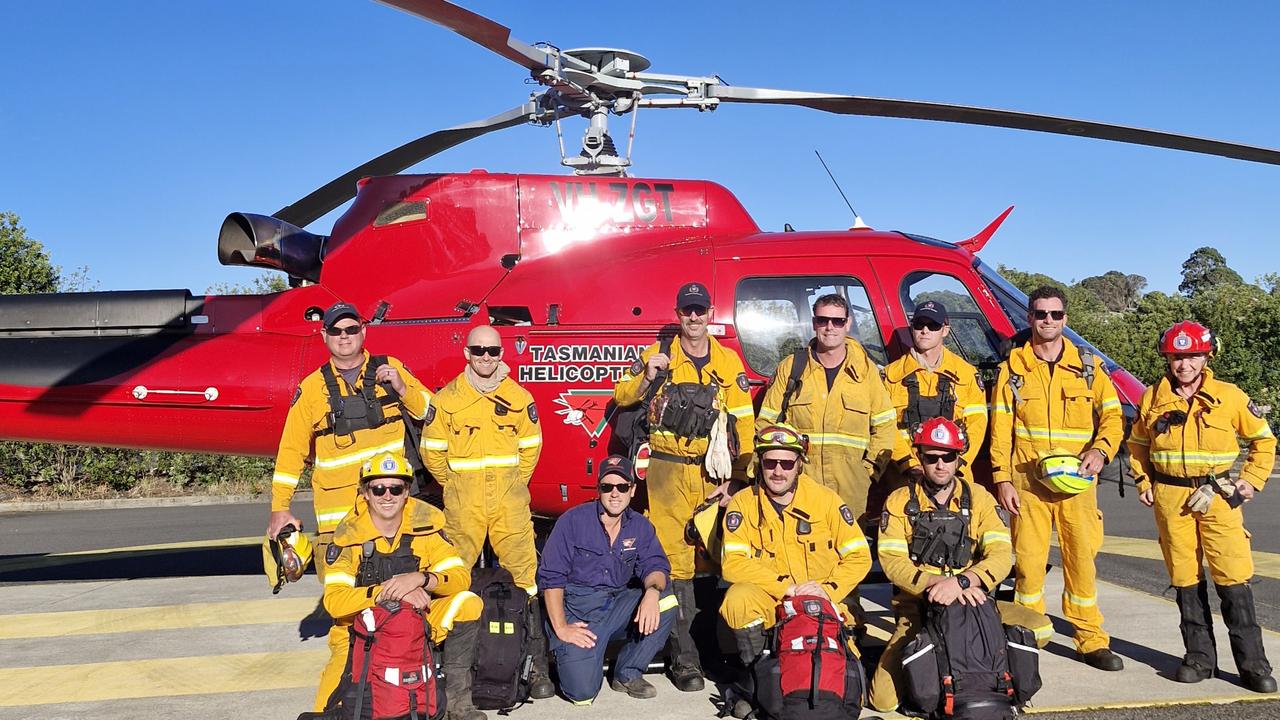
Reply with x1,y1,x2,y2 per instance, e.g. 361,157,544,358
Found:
470,566,533,711
900,600,1039,719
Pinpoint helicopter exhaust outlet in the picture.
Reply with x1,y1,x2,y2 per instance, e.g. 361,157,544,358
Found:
217,213,326,283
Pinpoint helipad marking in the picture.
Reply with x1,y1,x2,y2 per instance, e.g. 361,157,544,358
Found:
0,650,327,706
0,597,318,640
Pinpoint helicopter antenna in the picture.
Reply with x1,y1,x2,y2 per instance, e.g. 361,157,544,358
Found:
814,150,866,229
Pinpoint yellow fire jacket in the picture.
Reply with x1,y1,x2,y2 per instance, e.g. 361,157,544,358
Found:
271,352,431,533
990,339,1123,488
757,339,895,505
877,479,1012,596
614,336,755,475
420,375,542,487
721,474,872,603
322,497,473,629
1128,369,1275,492
882,348,988,472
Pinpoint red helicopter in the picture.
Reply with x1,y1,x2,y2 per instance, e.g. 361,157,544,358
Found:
2,0,1278,516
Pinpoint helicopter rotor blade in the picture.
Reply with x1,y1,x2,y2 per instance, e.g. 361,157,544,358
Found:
373,0,574,73
274,101,548,227
707,86,1280,167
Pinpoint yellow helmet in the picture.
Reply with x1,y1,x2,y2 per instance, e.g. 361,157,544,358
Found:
754,422,809,458
262,524,314,594
361,452,413,483
1037,452,1094,495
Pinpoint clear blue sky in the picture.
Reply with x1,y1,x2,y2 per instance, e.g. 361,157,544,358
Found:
3,1,1277,295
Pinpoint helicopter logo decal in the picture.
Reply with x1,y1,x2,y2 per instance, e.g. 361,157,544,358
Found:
553,389,614,439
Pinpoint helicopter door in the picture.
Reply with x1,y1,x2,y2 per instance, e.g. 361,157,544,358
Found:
724,265,889,381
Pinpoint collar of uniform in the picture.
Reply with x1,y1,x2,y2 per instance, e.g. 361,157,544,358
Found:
328,350,373,390
808,338,870,383
670,336,727,379
886,347,960,383
913,478,967,512
1152,368,1222,410
755,473,819,523
444,373,524,410
1009,336,1082,376
593,500,636,530
333,496,441,546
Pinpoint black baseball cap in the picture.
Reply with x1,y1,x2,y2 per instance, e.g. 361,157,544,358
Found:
322,302,362,329
597,454,635,482
913,300,949,325
675,281,711,309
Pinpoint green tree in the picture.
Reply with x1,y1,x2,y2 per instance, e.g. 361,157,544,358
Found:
1179,246,1243,297
1078,271,1147,312
0,212,59,293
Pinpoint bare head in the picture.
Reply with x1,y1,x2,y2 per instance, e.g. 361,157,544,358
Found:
465,325,503,378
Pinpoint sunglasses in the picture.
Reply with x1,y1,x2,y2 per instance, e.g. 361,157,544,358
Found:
921,451,959,465
1031,310,1066,321
325,324,363,337
599,481,633,494
812,315,849,328
677,305,709,317
467,345,502,357
368,483,407,497
761,458,797,471
912,319,943,332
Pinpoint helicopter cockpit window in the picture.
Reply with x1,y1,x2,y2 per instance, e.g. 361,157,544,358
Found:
900,272,1001,368
735,275,885,377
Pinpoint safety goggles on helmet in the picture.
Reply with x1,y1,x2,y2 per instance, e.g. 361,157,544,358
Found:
1036,453,1094,495
754,422,809,457
262,524,314,594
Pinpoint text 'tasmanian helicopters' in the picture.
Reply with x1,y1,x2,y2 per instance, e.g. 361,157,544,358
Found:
2,0,1279,516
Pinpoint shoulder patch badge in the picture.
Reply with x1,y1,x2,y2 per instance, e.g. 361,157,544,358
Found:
291,386,302,406
1248,400,1265,418
839,504,856,526
996,507,1011,529
424,405,436,425
630,359,645,376
725,511,743,532
326,544,342,565
974,372,985,391
736,372,750,392
528,403,539,424
880,511,890,533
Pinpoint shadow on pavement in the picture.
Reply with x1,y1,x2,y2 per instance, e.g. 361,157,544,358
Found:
0,544,269,582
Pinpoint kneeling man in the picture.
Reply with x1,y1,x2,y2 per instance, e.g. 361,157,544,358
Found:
538,455,677,705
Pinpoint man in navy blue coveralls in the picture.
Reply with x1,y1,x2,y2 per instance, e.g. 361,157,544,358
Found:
538,454,678,704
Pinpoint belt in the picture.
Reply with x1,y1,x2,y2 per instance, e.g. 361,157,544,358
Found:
648,450,706,465
1150,471,1205,488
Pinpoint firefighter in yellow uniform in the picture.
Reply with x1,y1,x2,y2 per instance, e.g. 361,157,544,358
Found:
267,303,433,713
420,324,554,699
870,417,1052,713
989,287,1124,670
614,281,755,691
321,453,487,720
756,293,895,518
719,422,872,719
1128,321,1276,693
882,301,988,480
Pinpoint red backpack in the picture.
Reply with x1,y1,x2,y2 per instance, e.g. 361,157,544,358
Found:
754,595,865,720
345,601,445,720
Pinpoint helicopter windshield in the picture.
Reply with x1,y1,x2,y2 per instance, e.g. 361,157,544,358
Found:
974,258,1121,373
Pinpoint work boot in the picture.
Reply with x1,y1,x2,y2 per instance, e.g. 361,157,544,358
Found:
728,625,768,718
609,676,658,699
1217,583,1276,693
1079,648,1124,671
666,580,705,691
442,621,487,720
525,596,556,700
1174,581,1216,683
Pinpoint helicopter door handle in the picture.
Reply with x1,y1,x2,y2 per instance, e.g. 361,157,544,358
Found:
132,386,220,402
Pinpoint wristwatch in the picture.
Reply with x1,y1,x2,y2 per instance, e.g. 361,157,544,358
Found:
955,574,971,590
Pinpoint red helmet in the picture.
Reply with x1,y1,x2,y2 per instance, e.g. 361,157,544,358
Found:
1159,321,1217,356
912,417,967,452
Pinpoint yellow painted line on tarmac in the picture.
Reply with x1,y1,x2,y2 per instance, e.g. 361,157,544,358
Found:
1025,691,1279,713
0,535,262,574
0,649,328,706
0,596,319,640
1047,533,1280,580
